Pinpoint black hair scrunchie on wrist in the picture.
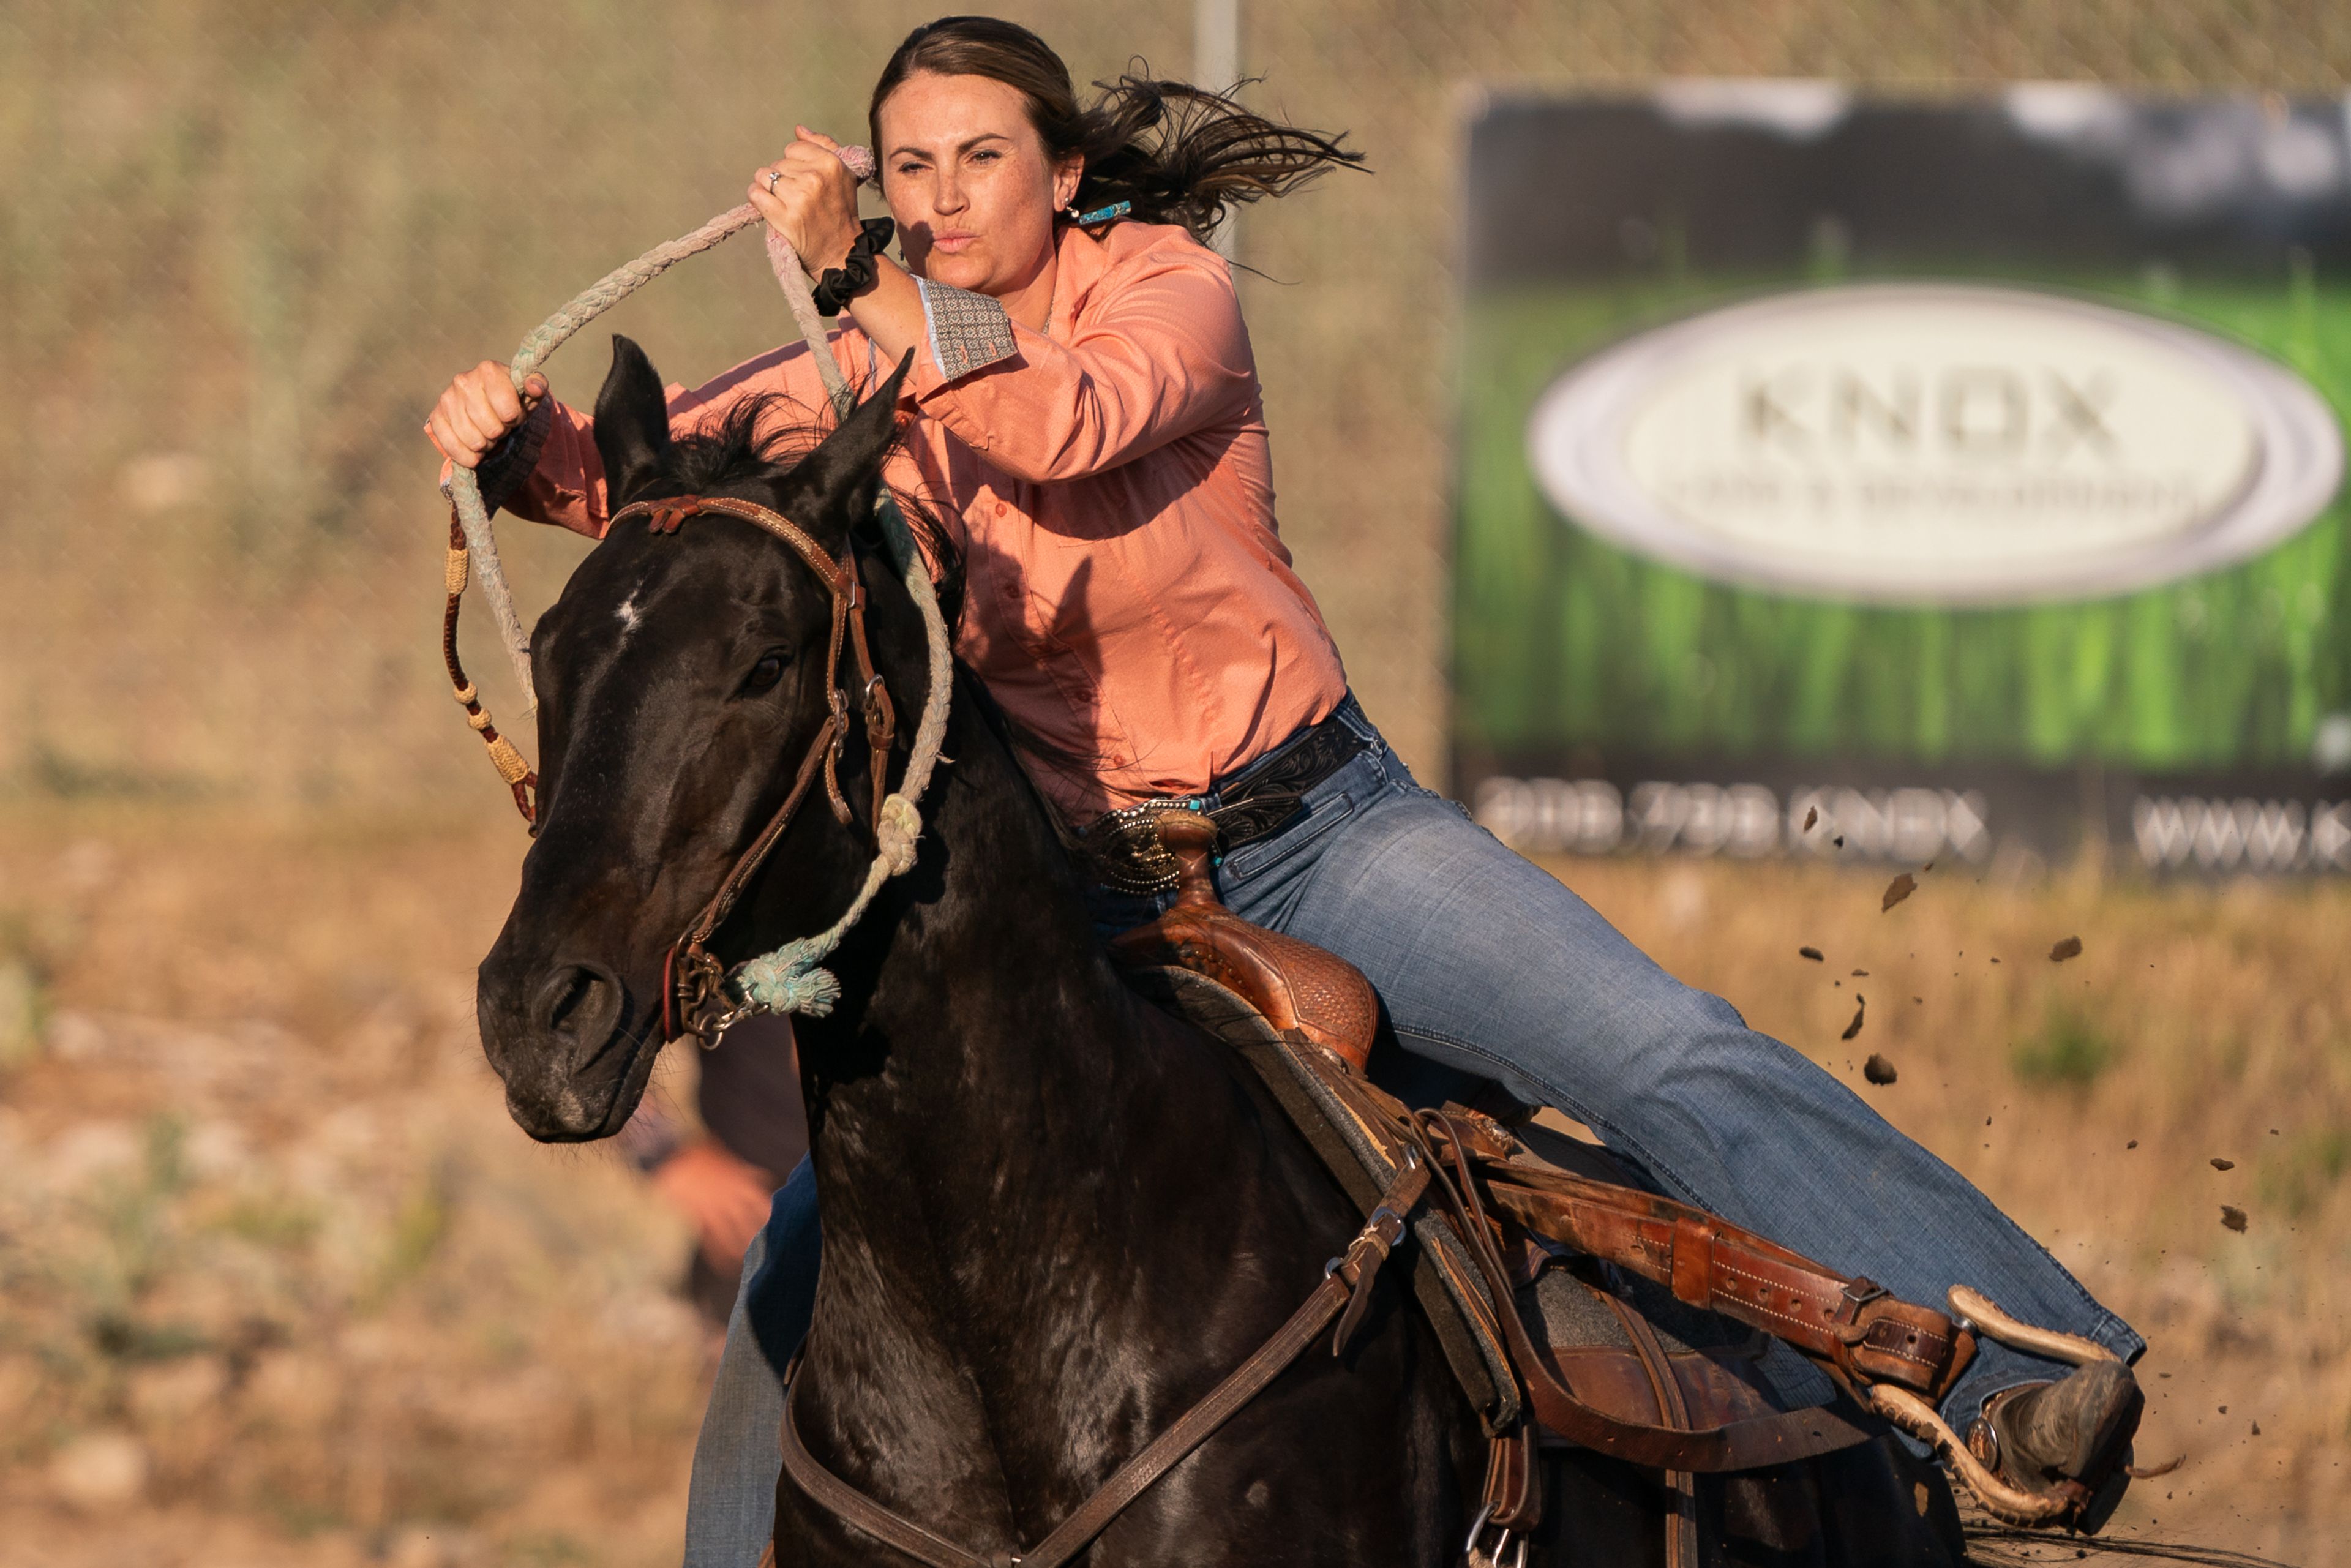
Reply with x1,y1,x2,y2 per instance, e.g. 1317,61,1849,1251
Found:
811,217,896,317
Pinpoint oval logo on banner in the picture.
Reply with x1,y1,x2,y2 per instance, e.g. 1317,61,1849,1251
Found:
1526,283,2344,604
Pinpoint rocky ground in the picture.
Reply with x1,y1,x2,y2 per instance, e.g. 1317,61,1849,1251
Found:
0,805,2341,1564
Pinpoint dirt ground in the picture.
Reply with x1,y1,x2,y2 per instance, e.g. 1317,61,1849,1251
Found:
1,803,2343,1565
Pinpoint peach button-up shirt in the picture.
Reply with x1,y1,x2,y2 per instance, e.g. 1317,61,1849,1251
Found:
495,219,1347,823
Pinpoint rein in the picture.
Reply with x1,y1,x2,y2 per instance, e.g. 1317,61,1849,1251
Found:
779,1154,1432,1568
437,144,958,1030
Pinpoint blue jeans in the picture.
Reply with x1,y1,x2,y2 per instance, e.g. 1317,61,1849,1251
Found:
682,696,2142,1566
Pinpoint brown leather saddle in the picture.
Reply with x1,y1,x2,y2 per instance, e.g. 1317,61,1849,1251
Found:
1108,812,1975,1546
1109,811,1382,1070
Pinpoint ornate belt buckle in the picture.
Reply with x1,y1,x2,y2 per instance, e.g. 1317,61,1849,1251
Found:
1085,798,1212,895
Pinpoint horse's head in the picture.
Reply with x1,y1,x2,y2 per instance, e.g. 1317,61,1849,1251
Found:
476,334,914,1141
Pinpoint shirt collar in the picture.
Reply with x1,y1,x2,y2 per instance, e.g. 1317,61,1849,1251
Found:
1049,221,1113,339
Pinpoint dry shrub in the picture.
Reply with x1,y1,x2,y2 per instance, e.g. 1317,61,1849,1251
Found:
2011,1008,2119,1090
0,803,2343,1561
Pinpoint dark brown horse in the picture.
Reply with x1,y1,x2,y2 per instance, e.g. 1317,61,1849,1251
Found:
472,335,1965,1566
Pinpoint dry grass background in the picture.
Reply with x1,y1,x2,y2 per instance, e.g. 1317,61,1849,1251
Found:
10,0,2351,805
4,1,2351,1564
1,808,2346,1563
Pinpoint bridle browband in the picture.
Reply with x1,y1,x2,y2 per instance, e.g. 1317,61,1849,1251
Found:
599,493,902,1048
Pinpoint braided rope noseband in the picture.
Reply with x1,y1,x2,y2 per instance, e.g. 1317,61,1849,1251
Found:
438,144,958,1027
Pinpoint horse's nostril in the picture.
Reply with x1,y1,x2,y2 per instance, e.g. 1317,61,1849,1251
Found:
546,969,593,1033
536,963,615,1040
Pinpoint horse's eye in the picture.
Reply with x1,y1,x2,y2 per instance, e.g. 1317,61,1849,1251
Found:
739,650,790,696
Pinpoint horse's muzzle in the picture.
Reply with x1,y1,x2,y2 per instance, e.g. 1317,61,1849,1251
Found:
476,954,656,1141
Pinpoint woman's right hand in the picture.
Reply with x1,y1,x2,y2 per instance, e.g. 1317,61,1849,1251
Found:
425,359,548,469
650,1138,778,1266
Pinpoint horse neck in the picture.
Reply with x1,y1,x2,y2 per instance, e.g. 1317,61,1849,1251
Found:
787,689,1178,1310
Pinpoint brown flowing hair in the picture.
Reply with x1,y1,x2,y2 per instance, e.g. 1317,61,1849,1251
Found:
868,15,1365,244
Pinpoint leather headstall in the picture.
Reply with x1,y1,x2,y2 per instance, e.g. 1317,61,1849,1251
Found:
604,493,900,1047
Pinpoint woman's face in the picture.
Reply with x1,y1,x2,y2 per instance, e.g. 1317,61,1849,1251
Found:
876,70,1082,295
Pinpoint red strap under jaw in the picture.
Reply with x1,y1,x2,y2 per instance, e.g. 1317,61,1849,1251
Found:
661,941,684,1045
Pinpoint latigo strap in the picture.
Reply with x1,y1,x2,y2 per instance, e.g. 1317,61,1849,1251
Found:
1398,1104,1927,1476
1464,1141,1976,1400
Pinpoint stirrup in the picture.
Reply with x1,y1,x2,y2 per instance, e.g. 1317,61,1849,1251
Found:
1867,1286,2129,1528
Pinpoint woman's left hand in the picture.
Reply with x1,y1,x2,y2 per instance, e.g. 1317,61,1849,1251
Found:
750,126,863,273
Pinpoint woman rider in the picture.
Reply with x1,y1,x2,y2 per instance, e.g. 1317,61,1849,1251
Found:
427,16,2146,1557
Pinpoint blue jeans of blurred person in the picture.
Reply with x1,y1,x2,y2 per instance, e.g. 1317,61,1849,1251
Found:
681,695,2143,1566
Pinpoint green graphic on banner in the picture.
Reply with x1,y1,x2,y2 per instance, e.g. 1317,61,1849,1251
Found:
1453,89,2351,871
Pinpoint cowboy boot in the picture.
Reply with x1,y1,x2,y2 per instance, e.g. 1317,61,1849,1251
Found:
1974,1360,2144,1531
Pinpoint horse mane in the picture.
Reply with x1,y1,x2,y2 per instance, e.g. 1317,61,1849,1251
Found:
661,388,967,632
663,389,822,493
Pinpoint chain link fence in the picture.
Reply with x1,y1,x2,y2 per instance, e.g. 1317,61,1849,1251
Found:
6,0,2350,820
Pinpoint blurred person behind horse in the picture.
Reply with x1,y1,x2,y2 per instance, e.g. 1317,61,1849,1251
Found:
616,1019,807,1332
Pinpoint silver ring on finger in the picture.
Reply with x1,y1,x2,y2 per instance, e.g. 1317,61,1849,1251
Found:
765,169,782,193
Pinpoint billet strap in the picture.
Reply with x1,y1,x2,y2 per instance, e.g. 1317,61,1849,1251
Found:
778,1157,1430,1568
443,509,539,827
1605,1297,1700,1568
1477,1422,1542,1534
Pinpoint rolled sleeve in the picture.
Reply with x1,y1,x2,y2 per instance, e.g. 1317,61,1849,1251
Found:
917,279,1019,383
462,338,855,539
909,249,1256,484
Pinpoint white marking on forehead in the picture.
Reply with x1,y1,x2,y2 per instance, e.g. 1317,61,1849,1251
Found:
614,590,643,645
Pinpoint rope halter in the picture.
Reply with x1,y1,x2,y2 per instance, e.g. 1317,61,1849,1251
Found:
437,143,957,1029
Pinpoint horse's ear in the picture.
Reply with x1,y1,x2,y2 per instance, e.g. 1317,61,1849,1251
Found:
593,334,672,506
790,350,914,526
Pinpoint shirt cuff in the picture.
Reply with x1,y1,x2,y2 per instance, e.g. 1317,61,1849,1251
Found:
916,277,1018,383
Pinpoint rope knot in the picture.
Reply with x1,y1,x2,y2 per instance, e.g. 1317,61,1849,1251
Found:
736,939,846,1019
876,794,922,875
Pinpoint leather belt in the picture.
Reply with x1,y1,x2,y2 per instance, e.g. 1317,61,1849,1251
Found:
1082,705,1370,895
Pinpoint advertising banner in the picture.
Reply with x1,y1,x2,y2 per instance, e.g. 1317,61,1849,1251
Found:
1455,86,2351,873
